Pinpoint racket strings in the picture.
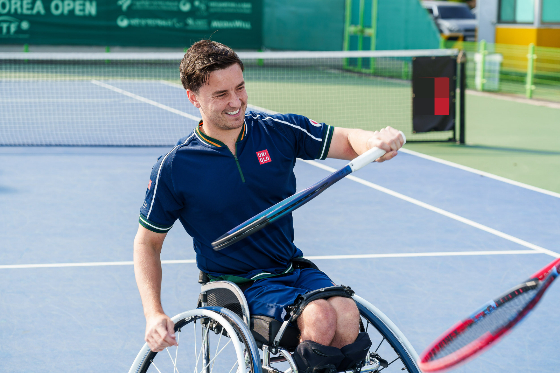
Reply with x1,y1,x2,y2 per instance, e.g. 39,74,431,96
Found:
428,283,542,361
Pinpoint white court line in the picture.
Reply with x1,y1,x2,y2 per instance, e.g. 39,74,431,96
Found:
0,259,196,270
306,250,539,260
159,80,184,89
400,148,560,199
0,251,539,269
90,80,201,122
303,159,560,259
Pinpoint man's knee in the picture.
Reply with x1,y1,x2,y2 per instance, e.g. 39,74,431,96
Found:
298,299,337,345
329,296,359,321
328,297,360,348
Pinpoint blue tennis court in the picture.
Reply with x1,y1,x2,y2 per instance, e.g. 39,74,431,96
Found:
1,80,559,373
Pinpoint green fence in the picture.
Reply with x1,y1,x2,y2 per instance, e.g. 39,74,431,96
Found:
344,0,440,52
443,40,560,103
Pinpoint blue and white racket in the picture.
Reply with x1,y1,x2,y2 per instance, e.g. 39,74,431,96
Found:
211,131,406,251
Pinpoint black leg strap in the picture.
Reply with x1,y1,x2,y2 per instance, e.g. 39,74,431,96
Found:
287,285,355,323
292,340,345,373
338,332,372,372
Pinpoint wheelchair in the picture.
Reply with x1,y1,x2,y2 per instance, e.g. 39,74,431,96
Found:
129,264,421,373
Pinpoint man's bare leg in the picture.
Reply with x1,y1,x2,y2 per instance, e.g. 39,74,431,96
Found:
297,297,360,347
298,299,337,346
328,296,360,348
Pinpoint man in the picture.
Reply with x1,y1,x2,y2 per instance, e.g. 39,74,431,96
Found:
134,40,404,373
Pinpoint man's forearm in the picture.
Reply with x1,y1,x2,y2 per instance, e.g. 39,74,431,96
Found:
133,241,165,317
328,127,403,162
346,128,376,157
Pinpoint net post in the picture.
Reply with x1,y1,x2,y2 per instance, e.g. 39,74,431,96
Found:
458,50,466,145
105,46,110,64
525,43,536,99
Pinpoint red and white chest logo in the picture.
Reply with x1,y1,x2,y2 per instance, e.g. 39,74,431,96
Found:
256,149,272,165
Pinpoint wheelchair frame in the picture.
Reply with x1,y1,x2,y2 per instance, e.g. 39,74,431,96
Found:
129,280,421,373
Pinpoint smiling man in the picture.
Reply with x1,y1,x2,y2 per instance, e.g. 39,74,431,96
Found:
133,40,404,373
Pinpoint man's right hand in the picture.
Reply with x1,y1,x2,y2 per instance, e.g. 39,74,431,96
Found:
145,313,178,352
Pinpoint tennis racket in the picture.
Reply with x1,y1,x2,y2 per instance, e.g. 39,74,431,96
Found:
211,131,406,251
418,256,560,372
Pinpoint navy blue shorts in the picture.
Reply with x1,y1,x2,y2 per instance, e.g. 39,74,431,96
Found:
243,268,336,322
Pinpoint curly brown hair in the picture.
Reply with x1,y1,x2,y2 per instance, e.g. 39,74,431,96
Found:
180,40,244,93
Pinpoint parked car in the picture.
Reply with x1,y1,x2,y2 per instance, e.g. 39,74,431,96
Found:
422,1,477,41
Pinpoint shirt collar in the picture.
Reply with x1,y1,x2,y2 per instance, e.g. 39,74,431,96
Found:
195,120,247,148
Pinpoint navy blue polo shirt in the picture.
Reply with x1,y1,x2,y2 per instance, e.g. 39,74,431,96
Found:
139,110,334,283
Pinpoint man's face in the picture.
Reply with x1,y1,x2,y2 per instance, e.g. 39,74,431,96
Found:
188,64,248,132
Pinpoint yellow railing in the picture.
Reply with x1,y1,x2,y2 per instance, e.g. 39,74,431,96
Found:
443,40,560,102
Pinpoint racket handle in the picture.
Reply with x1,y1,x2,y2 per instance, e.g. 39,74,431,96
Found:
348,131,406,172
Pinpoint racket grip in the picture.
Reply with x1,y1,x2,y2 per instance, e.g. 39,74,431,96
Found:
348,131,406,172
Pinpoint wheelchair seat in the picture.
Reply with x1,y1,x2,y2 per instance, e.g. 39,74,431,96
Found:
197,271,302,351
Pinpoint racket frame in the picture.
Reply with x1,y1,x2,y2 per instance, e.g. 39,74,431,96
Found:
418,257,560,372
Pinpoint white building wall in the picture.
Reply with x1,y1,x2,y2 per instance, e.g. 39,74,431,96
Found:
477,0,499,42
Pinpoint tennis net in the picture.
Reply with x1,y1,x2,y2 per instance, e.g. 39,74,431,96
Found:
0,49,460,146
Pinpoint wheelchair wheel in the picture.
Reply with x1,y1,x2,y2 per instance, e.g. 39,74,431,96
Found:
354,295,421,373
129,307,262,373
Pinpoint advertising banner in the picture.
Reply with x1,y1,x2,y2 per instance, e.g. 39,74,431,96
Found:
0,0,262,48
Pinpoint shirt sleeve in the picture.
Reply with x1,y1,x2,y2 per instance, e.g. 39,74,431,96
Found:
139,153,184,233
267,113,334,160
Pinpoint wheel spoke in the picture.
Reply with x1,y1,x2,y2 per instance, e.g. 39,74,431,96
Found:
198,339,232,373
150,360,164,373
359,312,418,373
175,330,181,372
166,347,180,373
195,324,211,373
227,359,239,373
375,337,384,353
193,321,197,372
210,327,224,373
